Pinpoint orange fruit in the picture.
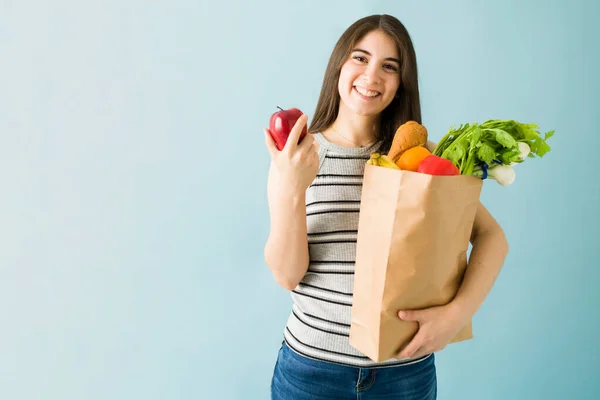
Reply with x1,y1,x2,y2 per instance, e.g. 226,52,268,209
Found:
395,146,432,171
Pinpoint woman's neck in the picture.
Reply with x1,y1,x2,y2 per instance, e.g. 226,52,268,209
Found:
324,108,380,148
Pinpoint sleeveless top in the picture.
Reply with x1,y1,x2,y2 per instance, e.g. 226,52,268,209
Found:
281,132,431,368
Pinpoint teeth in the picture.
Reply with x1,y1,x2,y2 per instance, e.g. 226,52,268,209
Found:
355,86,380,97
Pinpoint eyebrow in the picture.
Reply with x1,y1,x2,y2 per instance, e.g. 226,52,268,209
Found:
352,48,400,64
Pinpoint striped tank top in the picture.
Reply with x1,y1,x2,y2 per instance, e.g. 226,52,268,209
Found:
282,131,431,368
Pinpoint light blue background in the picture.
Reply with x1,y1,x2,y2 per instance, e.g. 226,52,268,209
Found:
1,0,598,399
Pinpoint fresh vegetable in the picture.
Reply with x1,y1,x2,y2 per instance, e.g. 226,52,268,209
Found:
364,119,553,187
396,146,431,171
510,142,531,166
433,120,554,176
472,164,516,186
387,121,428,162
417,155,460,176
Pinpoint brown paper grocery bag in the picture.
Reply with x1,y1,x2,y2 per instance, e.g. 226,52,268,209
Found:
349,164,483,362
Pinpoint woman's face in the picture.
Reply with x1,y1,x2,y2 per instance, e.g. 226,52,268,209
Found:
337,30,401,118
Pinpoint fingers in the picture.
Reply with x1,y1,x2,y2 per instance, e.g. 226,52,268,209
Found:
298,131,314,152
284,114,308,152
398,310,420,322
408,348,428,360
313,139,321,154
297,136,321,165
397,333,423,359
264,128,278,158
298,133,317,157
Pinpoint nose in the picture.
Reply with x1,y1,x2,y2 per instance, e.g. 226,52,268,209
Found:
362,62,381,84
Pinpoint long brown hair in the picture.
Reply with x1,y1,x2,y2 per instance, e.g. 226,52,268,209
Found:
308,14,421,154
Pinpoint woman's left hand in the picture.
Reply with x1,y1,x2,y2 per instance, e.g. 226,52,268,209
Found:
396,302,471,360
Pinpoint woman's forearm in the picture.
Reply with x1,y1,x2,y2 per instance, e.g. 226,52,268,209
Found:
451,228,509,318
264,189,310,290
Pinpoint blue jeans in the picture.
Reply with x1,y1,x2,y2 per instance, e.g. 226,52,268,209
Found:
271,342,437,399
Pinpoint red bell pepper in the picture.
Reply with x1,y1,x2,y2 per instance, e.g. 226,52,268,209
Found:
417,155,460,176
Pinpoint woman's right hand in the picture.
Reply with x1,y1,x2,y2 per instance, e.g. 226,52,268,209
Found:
264,114,320,197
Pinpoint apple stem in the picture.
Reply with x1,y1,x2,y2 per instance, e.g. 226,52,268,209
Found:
277,106,283,111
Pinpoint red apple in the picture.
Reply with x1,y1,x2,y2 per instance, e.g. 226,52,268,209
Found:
269,106,307,150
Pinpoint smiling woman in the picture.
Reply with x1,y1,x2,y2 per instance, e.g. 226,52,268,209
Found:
262,14,438,400
307,15,421,154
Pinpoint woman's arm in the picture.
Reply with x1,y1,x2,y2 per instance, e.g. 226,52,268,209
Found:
451,202,509,318
262,116,319,290
263,160,311,290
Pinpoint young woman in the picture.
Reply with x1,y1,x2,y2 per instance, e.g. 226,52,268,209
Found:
263,14,508,399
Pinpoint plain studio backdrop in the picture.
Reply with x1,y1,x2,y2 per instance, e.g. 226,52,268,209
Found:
1,0,598,399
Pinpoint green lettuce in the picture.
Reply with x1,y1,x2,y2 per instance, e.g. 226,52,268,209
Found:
432,119,554,176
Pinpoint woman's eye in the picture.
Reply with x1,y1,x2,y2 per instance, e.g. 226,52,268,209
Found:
384,64,399,72
353,55,367,62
